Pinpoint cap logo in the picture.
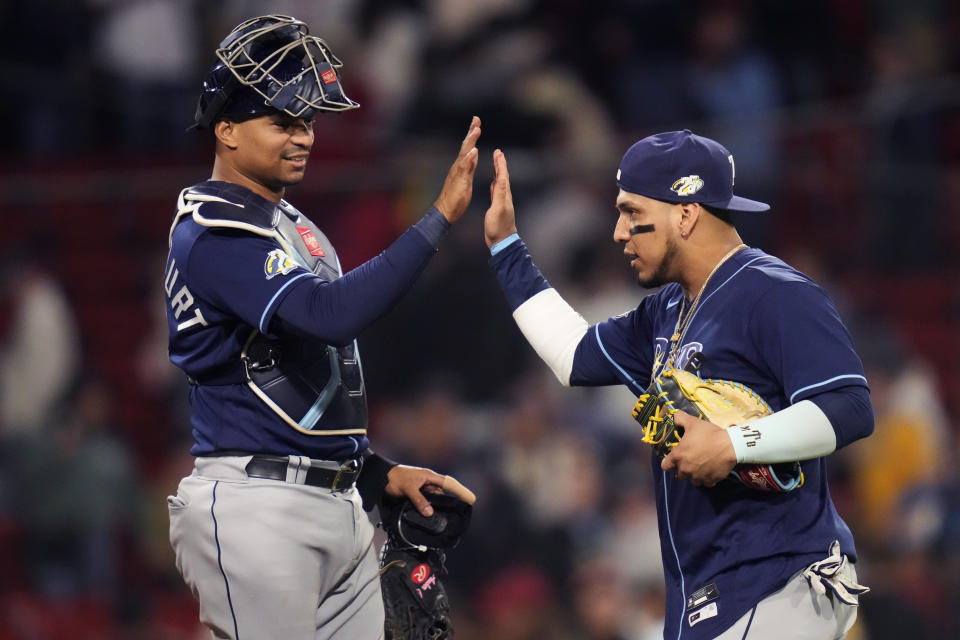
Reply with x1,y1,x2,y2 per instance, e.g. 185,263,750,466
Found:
671,175,704,197
616,169,622,181
728,154,736,185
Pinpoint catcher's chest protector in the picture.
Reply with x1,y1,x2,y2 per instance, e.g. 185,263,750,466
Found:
174,182,368,434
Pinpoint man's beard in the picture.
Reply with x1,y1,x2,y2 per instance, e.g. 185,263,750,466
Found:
636,236,678,289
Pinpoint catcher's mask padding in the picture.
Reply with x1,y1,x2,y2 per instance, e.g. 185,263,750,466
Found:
193,14,358,130
380,493,472,551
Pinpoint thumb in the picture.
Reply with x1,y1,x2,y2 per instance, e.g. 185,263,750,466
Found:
406,489,434,517
661,453,676,471
492,149,510,198
672,410,695,429
500,151,512,201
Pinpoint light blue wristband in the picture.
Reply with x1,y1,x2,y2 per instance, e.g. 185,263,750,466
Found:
490,233,520,255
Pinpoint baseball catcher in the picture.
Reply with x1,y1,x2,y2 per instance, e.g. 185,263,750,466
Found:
379,493,473,640
633,358,804,492
165,13,483,639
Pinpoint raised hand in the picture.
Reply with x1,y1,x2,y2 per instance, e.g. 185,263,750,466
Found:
433,116,482,223
483,149,518,249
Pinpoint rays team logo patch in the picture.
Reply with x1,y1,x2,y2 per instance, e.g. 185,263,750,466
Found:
671,175,704,196
264,249,297,279
410,564,430,584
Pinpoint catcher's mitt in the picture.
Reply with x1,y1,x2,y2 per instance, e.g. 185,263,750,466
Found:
633,366,804,492
379,493,472,640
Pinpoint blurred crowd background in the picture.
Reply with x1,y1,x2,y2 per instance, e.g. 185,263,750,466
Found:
1,0,960,638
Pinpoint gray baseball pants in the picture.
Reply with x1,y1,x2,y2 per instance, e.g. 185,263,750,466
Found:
168,456,384,640
713,559,861,639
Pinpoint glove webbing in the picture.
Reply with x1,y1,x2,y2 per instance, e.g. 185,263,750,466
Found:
633,389,686,451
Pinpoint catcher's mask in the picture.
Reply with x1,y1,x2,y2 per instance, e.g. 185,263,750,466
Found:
192,14,359,130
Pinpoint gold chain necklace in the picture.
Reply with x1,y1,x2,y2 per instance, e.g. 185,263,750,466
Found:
659,243,747,373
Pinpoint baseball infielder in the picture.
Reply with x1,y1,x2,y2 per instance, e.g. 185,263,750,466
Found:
165,16,476,639
482,131,874,639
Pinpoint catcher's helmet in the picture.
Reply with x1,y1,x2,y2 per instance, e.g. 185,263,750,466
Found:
192,14,359,130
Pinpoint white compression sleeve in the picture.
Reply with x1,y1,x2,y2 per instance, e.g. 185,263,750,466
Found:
512,288,589,386
727,400,837,464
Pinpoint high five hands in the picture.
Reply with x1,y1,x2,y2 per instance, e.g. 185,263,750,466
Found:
433,116,482,223
484,149,518,249
433,117,517,245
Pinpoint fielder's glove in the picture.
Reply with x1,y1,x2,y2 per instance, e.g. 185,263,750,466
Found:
379,493,472,640
633,366,804,492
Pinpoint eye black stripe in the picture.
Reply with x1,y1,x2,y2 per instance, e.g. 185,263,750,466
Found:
630,224,656,235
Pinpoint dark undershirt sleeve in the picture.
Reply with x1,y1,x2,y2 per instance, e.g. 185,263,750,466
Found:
488,238,551,310
356,449,398,512
272,208,450,345
807,384,874,449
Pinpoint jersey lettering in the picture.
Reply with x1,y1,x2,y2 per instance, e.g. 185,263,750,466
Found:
165,258,209,332
177,307,208,332
675,342,704,370
651,338,704,377
171,285,194,318
164,258,179,296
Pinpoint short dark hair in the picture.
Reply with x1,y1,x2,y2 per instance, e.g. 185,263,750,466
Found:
701,204,734,226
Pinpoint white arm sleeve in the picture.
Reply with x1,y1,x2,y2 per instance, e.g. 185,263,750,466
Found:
727,399,838,463
512,288,589,386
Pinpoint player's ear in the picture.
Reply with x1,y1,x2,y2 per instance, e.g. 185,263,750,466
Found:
214,119,239,150
678,202,702,237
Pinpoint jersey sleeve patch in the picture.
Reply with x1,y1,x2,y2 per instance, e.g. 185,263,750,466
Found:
265,249,298,279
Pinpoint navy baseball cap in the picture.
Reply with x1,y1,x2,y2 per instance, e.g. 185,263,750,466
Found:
616,130,770,212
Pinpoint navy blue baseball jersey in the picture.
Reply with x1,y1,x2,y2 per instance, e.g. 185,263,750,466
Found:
165,180,448,461
491,240,870,640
